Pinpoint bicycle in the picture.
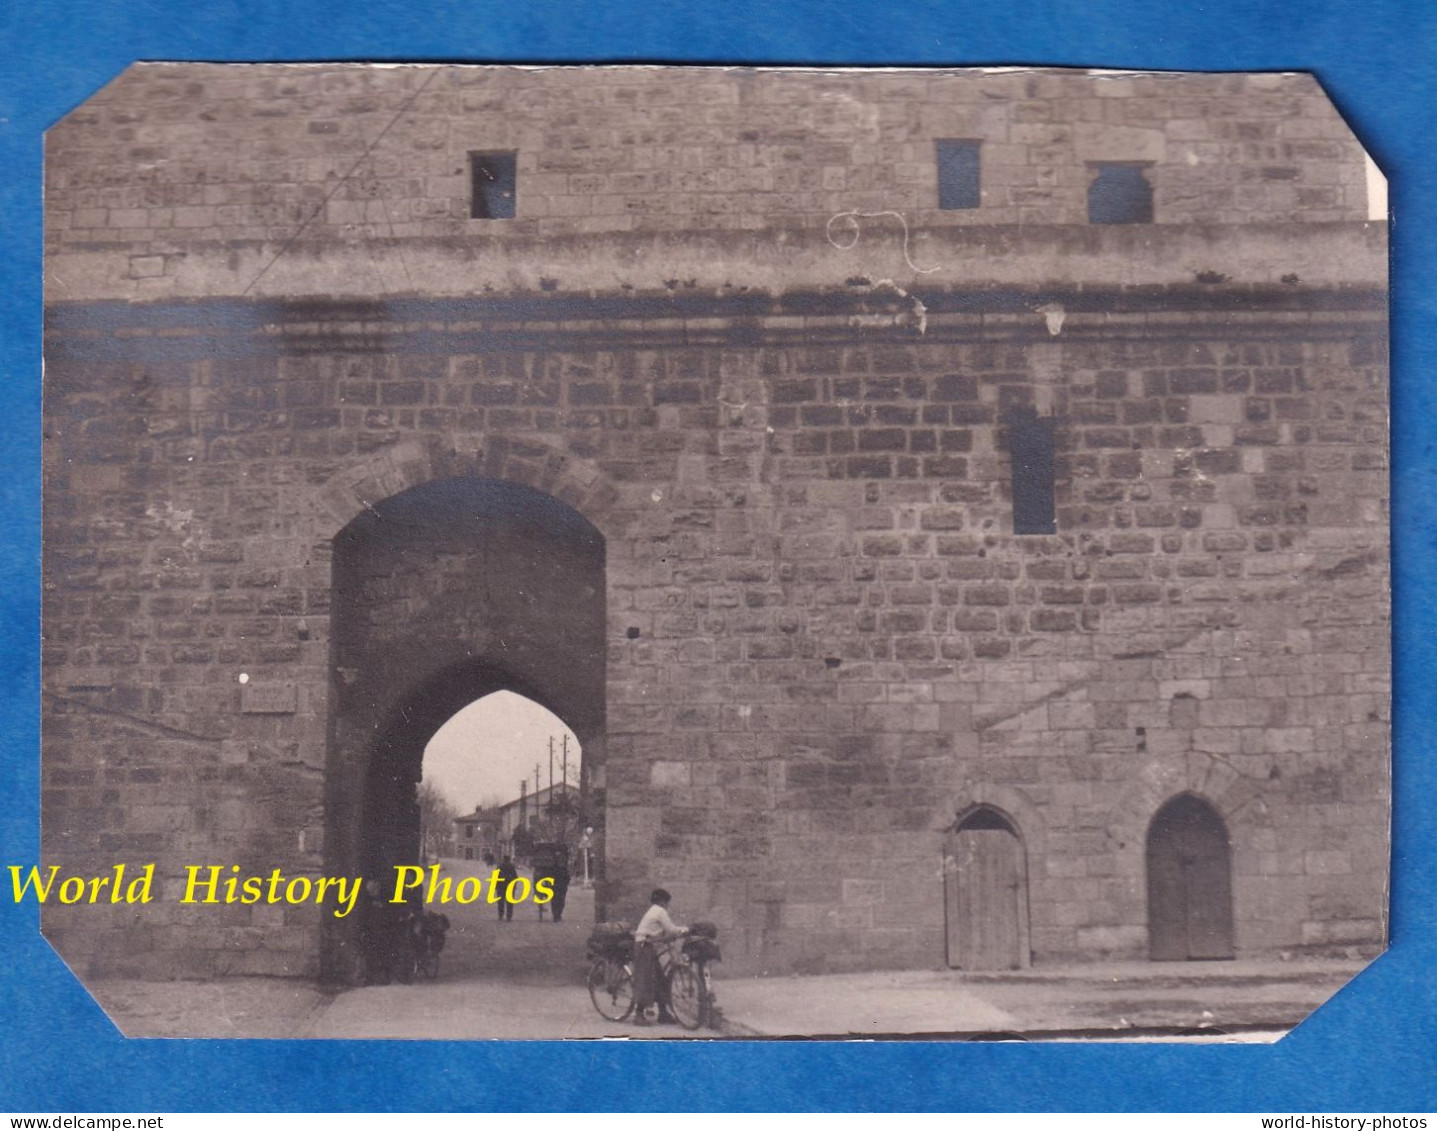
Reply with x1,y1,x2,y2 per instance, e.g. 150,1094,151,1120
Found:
587,952,636,1020
667,922,721,1031
586,921,721,1030
409,909,450,981
587,922,637,1021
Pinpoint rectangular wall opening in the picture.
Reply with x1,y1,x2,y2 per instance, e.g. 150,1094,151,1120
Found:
936,139,981,210
1008,408,1057,535
1088,162,1153,224
470,151,517,219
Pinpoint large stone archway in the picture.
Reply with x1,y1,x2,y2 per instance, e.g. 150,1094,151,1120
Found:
321,475,606,982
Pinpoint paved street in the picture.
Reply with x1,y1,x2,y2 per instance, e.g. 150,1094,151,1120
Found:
712,958,1368,1040
85,862,1372,1041
305,870,717,1040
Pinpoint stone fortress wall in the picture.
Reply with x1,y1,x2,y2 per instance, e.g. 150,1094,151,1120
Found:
41,65,1387,979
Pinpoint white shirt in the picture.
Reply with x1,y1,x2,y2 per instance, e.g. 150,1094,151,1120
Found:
633,903,683,942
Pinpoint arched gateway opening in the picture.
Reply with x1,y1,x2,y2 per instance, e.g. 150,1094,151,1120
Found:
321,477,605,983
425,691,584,867
1146,793,1235,961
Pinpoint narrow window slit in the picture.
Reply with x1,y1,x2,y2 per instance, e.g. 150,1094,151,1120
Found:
1008,407,1057,535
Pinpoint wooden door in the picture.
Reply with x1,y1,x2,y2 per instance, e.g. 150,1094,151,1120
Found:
944,811,1028,970
1146,794,1235,960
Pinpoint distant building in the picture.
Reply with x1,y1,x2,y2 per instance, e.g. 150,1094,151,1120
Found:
453,784,581,863
451,807,500,861
451,781,580,862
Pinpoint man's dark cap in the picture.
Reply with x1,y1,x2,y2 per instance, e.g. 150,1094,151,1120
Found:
651,888,672,905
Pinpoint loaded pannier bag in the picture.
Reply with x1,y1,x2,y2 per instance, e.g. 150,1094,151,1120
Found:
683,920,721,963
587,921,634,961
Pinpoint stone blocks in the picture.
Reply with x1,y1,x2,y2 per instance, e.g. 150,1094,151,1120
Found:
39,65,1389,980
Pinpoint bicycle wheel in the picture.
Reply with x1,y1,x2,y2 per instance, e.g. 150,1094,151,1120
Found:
667,964,704,1031
588,959,635,1021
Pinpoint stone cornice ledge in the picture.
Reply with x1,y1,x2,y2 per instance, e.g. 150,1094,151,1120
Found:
44,221,1388,305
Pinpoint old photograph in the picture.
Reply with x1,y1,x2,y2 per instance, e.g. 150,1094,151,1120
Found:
39,64,1389,1040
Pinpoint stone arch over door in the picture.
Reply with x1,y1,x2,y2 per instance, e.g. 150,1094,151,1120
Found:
1146,792,1235,961
943,805,1031,971
320,475,606,983
313,438,621,538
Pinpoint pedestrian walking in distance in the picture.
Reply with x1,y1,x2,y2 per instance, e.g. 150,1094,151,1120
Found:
495,855,518,922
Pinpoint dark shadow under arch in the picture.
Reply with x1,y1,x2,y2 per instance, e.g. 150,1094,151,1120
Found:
956,804,1021,834
321,476,605,984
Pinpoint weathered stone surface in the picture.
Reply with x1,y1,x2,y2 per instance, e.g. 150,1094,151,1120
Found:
41,64,1388,981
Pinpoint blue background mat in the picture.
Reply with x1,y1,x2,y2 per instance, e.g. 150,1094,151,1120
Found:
2,0,1432,1112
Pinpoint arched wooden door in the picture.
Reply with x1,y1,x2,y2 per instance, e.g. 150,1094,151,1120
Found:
1146,794,1235,960
944,807,1030,970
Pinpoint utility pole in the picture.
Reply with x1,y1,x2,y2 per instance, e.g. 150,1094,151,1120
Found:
519,779,527,846
561,734,569,797
548,736,554,802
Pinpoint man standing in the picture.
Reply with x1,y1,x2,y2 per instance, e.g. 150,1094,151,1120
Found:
632,888,687,1025
549,852,571,923
532,844,563,921
495,854,518,922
